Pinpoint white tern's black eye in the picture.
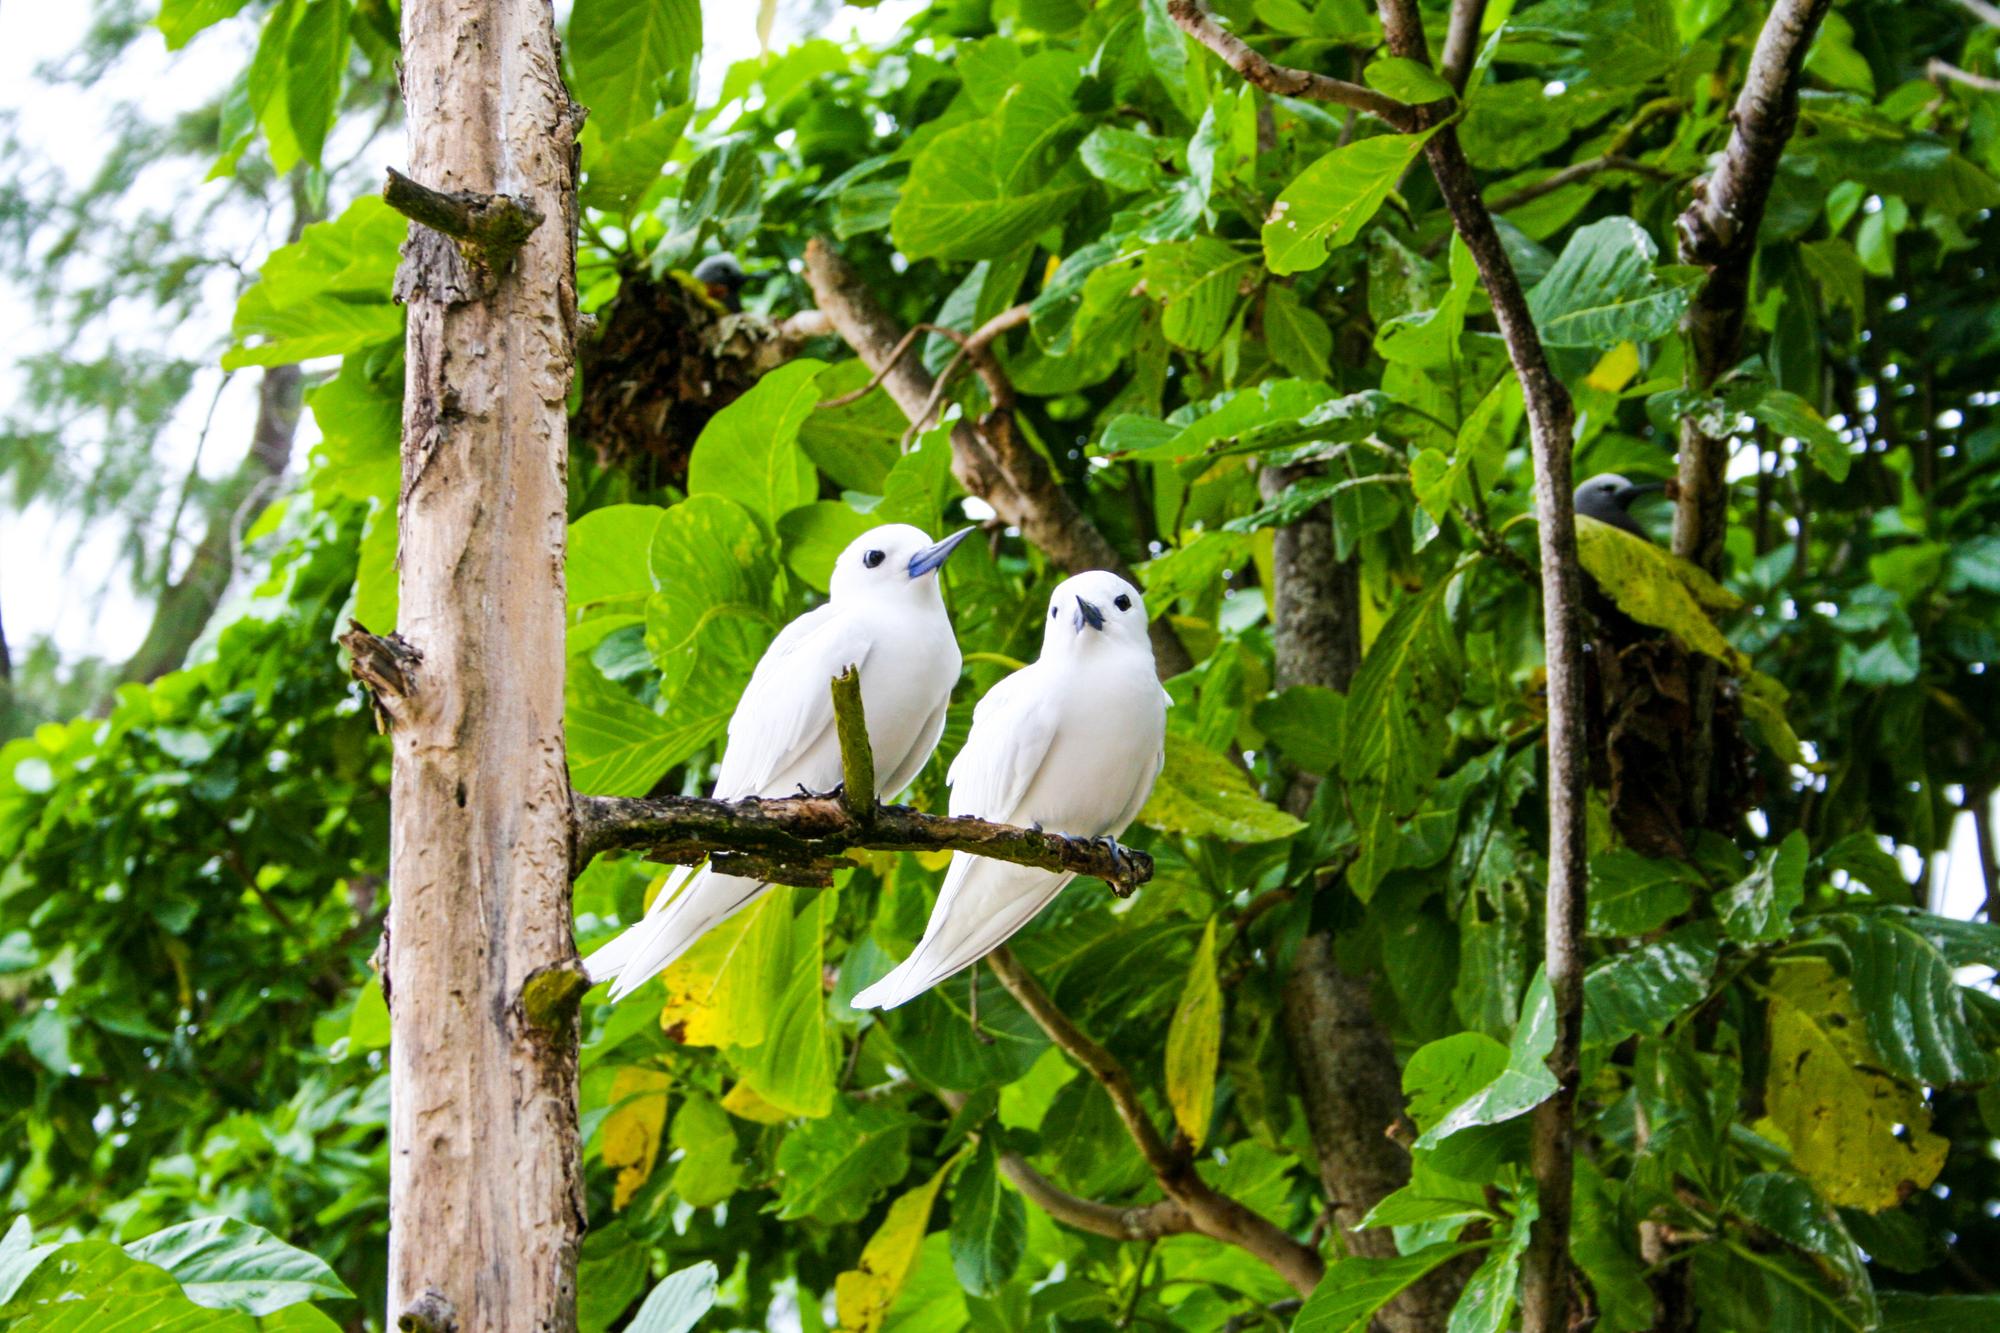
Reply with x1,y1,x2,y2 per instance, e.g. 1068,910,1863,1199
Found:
1113,594,1132,612
1050,606,1058,619
862,549,886,569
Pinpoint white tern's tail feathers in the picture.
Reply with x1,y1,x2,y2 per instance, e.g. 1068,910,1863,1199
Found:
583,866,766,999
851,857,1075,1010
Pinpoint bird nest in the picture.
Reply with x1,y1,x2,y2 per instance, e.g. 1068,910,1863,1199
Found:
572,271,790,482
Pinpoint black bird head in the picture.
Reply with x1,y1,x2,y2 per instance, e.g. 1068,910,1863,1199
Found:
691,253,749,312
1573,473,1663,539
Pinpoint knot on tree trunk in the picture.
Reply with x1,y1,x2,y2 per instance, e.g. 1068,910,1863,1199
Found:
384,167,544,299
339,620,422,732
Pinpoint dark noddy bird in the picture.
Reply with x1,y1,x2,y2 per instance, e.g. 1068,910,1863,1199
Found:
1573,473,1664,539
690,253,749,312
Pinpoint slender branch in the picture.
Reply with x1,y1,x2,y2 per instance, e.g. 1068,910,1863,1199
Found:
1486,154,1676,215
830,666,875,821
1372,6,1588,1328
1672,0,1831,822
1929,58,2000,93
382,166,544,275
1971,786,1998,923
802,239,1193,676
1165,0,1419,126
1440,0,1488,94
985,947,1326,1297
1950,0,2000,27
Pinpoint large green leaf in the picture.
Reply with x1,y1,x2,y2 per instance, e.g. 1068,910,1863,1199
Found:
157,0,253,49
774,1101,921,1225
569,505,667,612
1588,851,1702,936
1293,1244,1483,1333
949,1136,1025,1299
1825,913,1996,1088
686,360,823,537
1138,730,1304,843
568,0,701,141
1717,832,1808,944
730,886,837,1117
1164,917,1222,1148
1417,969,1558,1148
1263,128,1440,275
1143,238,1257,352
283,0,347,169
1447,1189,1538,1333
1582,921,1722,1048
1526,217,1703,347
224,197,405,369
1340,576,1462,899
123,1219,349,1317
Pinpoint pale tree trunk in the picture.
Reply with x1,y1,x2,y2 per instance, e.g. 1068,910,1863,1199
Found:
375,2,584,1330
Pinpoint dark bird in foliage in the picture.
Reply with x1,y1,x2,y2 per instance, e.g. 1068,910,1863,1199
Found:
691,253,749,312
1573,473,1662,539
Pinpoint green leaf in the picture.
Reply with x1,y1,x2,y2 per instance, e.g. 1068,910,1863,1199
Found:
1252,685,1344,774
1582,921,1722,1048
687,360,823,536
1718,831,1808,943
569,505,667,612
1825,913,1997,1088
1165,918,1223,1148
1143,238,1257,353
123,1219,349,1317
582,107,694,213
1293,1244,1483,1333
346,976,389,1053
1403,1032,1511,1136
835,1159,957,1333
1750,388,1852,482
669,1093,744,1207
1096,379,1340,464
1879,1293,2000,1330
1138,730,1305,843
774,1101,920,1225
1729,1173,1875,1321
1527,217,1704,347
225,197,405,369
949,1137,1025,1299
577,1224,649,1333
1447,1188,1538,1333
1588,851,1702,935
158,0,253,49
891,53,1094,261
1079,125,1166,191
568,0,701,141
1364,57,1453,103
731,886,837,1118
1263,128,1439,275
1340,577,1462,899
283,0,348,169
778,502,876,593
1417,969,1558,1148
626,1262,718,1333
567,661,697,797
1263,284,1334,379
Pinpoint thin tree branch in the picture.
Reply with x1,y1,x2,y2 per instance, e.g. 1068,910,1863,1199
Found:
1971,786,1998,923
984,947,1326,1298
1165,0,1419,125
1929,58,2000,93
1372,6,1589,1328
1440,0,1488,94
802,239,1194,676
382,166,544,275
1673,0,1831,825
1485,154,1676,215
570,674,1152,894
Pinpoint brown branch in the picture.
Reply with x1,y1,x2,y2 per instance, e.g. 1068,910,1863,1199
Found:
339,620,423,732
802,238,1193,676
985,947,1326,1298
1929,58,2000,93
831,666,875,822
1440,0,1488,94
1165,0,1419,126
383,166,544,277
1372,5,1589,1328
1971,786,1998,923
1486,154,1675,215
1672,0,1832,825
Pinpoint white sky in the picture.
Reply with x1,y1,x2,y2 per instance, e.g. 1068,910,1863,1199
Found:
0,2,1989,921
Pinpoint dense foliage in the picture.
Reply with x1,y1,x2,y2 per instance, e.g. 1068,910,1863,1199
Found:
6,0,2000,1330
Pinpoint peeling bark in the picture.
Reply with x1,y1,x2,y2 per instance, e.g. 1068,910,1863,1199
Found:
384,3,583,1330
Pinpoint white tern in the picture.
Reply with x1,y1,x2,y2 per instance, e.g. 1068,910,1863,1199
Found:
852,570,1167,1010
585,523,972,999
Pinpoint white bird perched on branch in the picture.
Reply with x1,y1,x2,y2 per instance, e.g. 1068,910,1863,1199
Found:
853,570,1167,1010
585,523,973,999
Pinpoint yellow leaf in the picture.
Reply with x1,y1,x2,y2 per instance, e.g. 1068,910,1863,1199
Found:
721,1081,793,1124
1576,515,1744,667
602,1066,671,1210
834,1158,958,1333
1165,918,1223,1148
657,886,790,1048
1585,341,1640,392
1756,959,1947,1212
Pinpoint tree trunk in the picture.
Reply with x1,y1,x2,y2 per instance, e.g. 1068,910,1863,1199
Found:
383,3,583,1330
